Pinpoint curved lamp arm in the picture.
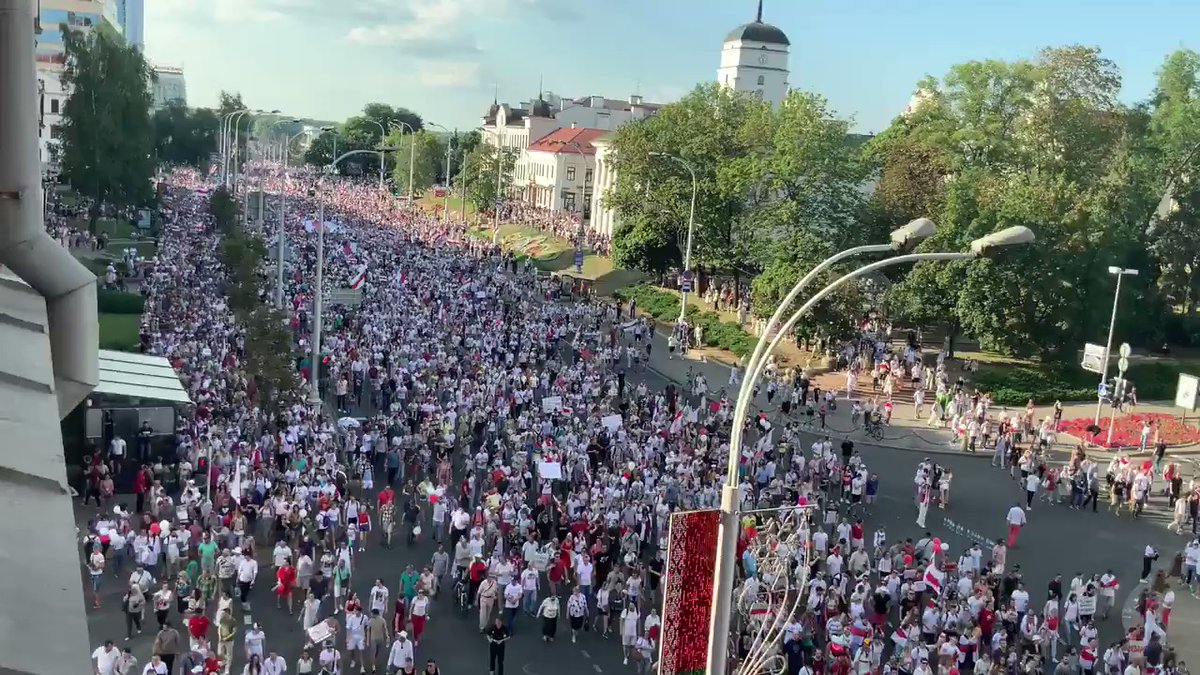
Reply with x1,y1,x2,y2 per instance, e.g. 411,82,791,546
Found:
727,250,973,480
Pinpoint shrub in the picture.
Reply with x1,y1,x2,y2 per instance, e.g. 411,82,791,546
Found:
615,285,757,357
96,289,145,314
970,360,1195,404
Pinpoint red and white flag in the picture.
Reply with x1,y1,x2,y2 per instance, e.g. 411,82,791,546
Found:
923,563,945,596
349,264,367,290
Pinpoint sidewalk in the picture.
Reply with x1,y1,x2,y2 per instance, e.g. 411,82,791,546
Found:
1121,559,1200,668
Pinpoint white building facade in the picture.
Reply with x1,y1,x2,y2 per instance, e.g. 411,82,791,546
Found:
516,126,607,215
481,94,662,223
151,65,187,109
716,2,791,108
589,134,618,237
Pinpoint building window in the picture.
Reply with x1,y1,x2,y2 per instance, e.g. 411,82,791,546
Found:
566,166,576,182
585,169,593,184
50,98,59,114
561,190,576,211
757,75,765,86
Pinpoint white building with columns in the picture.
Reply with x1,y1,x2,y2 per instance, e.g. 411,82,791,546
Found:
589,134,618,237
716,1,791,108
515,126,608,215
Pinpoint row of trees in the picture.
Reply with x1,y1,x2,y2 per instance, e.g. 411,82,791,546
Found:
604,47,1200,358
210,186,297,415
300,103,483,196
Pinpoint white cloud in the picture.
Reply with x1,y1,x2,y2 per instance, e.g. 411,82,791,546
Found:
416,60,481,88
345,0,569,51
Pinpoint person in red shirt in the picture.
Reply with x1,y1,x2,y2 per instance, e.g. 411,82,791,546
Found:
468,557,488,604
377,486,395,508
276,559,297,613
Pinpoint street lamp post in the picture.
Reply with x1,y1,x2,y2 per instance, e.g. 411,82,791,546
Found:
362,118,387,191
1095,266,1139,423
563,141,591,272
649,152,698,322
428,123,456,222
492,127,507,244
277,129,308,308
706,225,1035,674
220,109,248,186
388,121,416,201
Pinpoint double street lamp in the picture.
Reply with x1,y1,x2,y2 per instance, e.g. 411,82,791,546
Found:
649,152,698,322
706,222,1036,674
388,121,417,201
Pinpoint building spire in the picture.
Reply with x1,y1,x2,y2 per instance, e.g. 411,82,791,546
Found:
756,0,763,22
538,73,544,100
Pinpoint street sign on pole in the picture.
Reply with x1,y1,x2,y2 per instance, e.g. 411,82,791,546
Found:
680,270,694,293
1119,343,1132,358
574,250,584,273
1175,373,1200,412
1117,357,1130,373
1081,343,1105,374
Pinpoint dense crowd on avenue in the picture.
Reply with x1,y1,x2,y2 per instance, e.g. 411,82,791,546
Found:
71,165,1191,675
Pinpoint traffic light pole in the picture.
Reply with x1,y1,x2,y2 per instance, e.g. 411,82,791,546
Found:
1095,272,1126,424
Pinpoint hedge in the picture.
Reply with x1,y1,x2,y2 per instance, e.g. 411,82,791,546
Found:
96,289,145,315
613,285,758,358
971,360,1196,405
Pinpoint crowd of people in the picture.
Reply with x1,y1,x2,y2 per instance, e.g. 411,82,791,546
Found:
500,202,612,257
73,162,1192,675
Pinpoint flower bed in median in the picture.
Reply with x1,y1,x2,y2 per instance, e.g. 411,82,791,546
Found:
1056,412,1200,448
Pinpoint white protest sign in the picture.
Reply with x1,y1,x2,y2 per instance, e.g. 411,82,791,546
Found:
601,414,623,432
542,396,563,413
538,461,563,480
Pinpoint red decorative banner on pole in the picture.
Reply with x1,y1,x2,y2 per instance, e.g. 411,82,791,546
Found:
659,509,720,675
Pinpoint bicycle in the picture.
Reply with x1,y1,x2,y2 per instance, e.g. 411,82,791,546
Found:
864,419,885,441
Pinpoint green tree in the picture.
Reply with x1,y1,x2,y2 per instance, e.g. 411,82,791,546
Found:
209,186,239,233
152,102,219,168
605,84,772,281
303,130,338,168
386,130,443,195
459,143,516,213
877,47,1164,358
59,26,155,230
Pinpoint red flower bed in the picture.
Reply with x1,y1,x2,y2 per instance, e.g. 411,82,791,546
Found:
1057,412,1200,449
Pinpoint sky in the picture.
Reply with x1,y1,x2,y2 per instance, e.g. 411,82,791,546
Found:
145,0,1200,133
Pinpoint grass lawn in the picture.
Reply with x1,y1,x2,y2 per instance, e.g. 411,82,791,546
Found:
98,313,141,352
465,222,646,295
417,190,475,218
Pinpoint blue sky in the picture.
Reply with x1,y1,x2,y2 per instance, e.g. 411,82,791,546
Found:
146,0,1198,133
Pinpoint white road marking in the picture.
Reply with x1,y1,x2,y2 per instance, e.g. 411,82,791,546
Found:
243,614,253,626
593,665,603,673
581,649,591,659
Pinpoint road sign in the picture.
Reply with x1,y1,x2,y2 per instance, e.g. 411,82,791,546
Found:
1117,357,1130,373
1081,343,1105,374
1119,343,1132,358
574,250,583,273
1098,382,1108,399
1176,374,1200,412
680,270,694,293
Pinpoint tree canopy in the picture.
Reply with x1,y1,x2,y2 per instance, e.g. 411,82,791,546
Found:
59,26,155,228
604,84,874,339
871,46,1197,357
152,102,219,168
458,142,516,214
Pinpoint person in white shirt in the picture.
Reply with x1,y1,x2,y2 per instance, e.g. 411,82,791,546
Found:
261,650,287,675
387,632,415,672
92,641,121,675
520,565,540,616
1005,503,1027,548
503,580,523,632
237,552,259,610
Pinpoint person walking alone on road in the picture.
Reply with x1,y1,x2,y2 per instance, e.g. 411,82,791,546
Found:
485,617,509,675
1006,503,1027,548
1142,545,1159,582
916,484,931,529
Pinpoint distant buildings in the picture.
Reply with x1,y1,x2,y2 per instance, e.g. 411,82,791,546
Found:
479,93,664,225
716,1,791,109
151,65,188,109
36,0,124,168
115,0,144,51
